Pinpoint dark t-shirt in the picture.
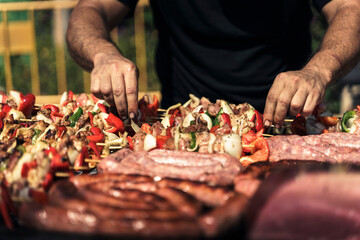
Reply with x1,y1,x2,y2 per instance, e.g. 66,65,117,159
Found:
119,0,331,111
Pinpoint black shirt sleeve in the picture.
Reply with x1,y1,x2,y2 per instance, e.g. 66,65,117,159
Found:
117,0,138,16
313,0,332,12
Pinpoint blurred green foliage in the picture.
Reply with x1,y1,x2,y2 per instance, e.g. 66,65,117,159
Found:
0,2,340,112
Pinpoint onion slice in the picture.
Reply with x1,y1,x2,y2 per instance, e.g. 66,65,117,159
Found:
143,134,157,151
222,133,242,159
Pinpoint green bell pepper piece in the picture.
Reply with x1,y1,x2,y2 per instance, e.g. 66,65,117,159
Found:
69,107,83,127
341,110,355,132
31,129,42,145
190,132,197,149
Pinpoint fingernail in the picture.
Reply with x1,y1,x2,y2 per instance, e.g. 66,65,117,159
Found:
264,120,270,127
129,112,135,119
275,124,281,129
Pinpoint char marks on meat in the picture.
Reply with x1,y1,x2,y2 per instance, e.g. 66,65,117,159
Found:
20,171,248,238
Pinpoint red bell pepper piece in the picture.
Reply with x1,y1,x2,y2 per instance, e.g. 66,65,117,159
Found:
57,125,67,138
87,133,104,143
88,112,94,127
210,125,220,134
147,95,159,116
29,189,48,204
254,110,263,132
1,104,11,114
318,116,339,127
91,126,102,135
105,113,125,134
156,135,171,149
18,93,35,117
242,130,257,153
74,146,89,167
21,160,37,178
46,147,69,171
68,90,74,101
41,104,59,113
127,136,134,150
220,113,231,127
240,136,269,166
42,173,53,191
169,109,180,127
88,141,101,159
98,103,108,113
140,123,152,134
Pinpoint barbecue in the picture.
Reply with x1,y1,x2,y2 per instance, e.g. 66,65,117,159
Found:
0,90,360,239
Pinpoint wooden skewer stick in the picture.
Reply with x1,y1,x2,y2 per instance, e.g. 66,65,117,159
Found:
157,109,166,112
109,146,123,150
70,166,90,171
262,133,274,137
85,158,101,163
96,143,106,146
55,172,71,177
19,119,36,122
101,155,108,158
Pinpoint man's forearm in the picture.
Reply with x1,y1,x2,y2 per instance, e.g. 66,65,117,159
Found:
66,5,121,72
304,2,360,85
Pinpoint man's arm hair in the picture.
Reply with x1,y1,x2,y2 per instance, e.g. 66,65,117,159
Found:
66,0,130,71
303,0,360,84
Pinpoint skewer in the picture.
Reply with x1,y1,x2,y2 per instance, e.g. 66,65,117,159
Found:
157,109,166,112
19,119,36,122
70,166,90,171
85,158,101,163
109,146,123,150
262,133,274,137
55,172,71,177
101,155,107,158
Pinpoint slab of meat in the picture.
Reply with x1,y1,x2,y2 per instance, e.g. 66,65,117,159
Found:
267,132,360,163
20,172,247,238
247,166,360,239
20,203,202,238
98,149,241,186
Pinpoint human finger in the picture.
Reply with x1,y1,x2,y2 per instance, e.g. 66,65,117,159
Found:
111,66,127,118
273,88,296,127
263,75,285,127
100,74,114,107
123,63,138,119
90,71,103,99
301,91,321,117
289,89,308,116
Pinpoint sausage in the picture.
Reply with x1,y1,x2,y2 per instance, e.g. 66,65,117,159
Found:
157,178,234,207
70,173,153,188
199,194,248,237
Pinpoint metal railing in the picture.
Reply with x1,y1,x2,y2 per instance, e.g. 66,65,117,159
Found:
0,0,150,95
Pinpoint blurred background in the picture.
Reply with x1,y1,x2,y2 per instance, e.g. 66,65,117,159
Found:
0,0,359,113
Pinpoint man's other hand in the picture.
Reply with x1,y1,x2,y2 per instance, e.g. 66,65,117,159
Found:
91,52,138,119
263,68,329,128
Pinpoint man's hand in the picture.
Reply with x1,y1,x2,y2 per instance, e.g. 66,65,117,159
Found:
91,53,138,119
263,68,328,128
